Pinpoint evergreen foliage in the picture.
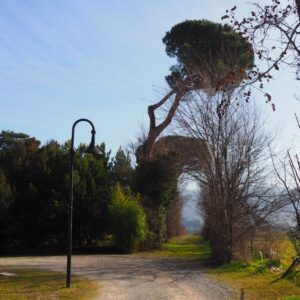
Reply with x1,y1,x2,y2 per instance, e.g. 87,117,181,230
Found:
135,155,179,247
162,19,254,88
0,130,111,253
111,147,133,188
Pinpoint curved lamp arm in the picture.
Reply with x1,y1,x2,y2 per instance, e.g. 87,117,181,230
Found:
70,118,96,154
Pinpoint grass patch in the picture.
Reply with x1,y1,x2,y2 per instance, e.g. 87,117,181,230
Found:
0,268,98,300
140,235,211,260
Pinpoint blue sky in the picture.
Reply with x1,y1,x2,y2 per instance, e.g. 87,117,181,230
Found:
0,0,299,154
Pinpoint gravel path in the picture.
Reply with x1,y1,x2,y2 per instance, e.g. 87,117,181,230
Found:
0,255,233,300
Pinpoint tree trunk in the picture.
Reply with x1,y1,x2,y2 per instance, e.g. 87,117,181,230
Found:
140,91,183,160
271,256,300,283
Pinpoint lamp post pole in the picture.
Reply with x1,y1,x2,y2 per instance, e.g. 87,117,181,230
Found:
66,118,100,288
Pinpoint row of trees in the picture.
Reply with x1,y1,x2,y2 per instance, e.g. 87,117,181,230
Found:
132,19,260,254
136,0,300,264
0,131,139,252
0,130,182,253
134,17,275,263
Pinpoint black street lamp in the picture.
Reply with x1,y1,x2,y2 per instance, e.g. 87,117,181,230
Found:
66,118,101,288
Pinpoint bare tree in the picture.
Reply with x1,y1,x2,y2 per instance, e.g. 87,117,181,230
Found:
174,90,279,263
224,0,300,276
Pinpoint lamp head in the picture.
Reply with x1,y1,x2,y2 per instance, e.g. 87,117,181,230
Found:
84,130,101,157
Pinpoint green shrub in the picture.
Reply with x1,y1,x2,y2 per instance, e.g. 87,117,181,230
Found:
108,184,147,252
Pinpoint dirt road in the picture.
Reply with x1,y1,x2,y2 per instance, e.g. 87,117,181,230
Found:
0,255,232,299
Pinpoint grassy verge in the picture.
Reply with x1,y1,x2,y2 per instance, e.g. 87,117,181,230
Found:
209,235,300,300
145,234,300,300
211,261,300,300
0,268,98,300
